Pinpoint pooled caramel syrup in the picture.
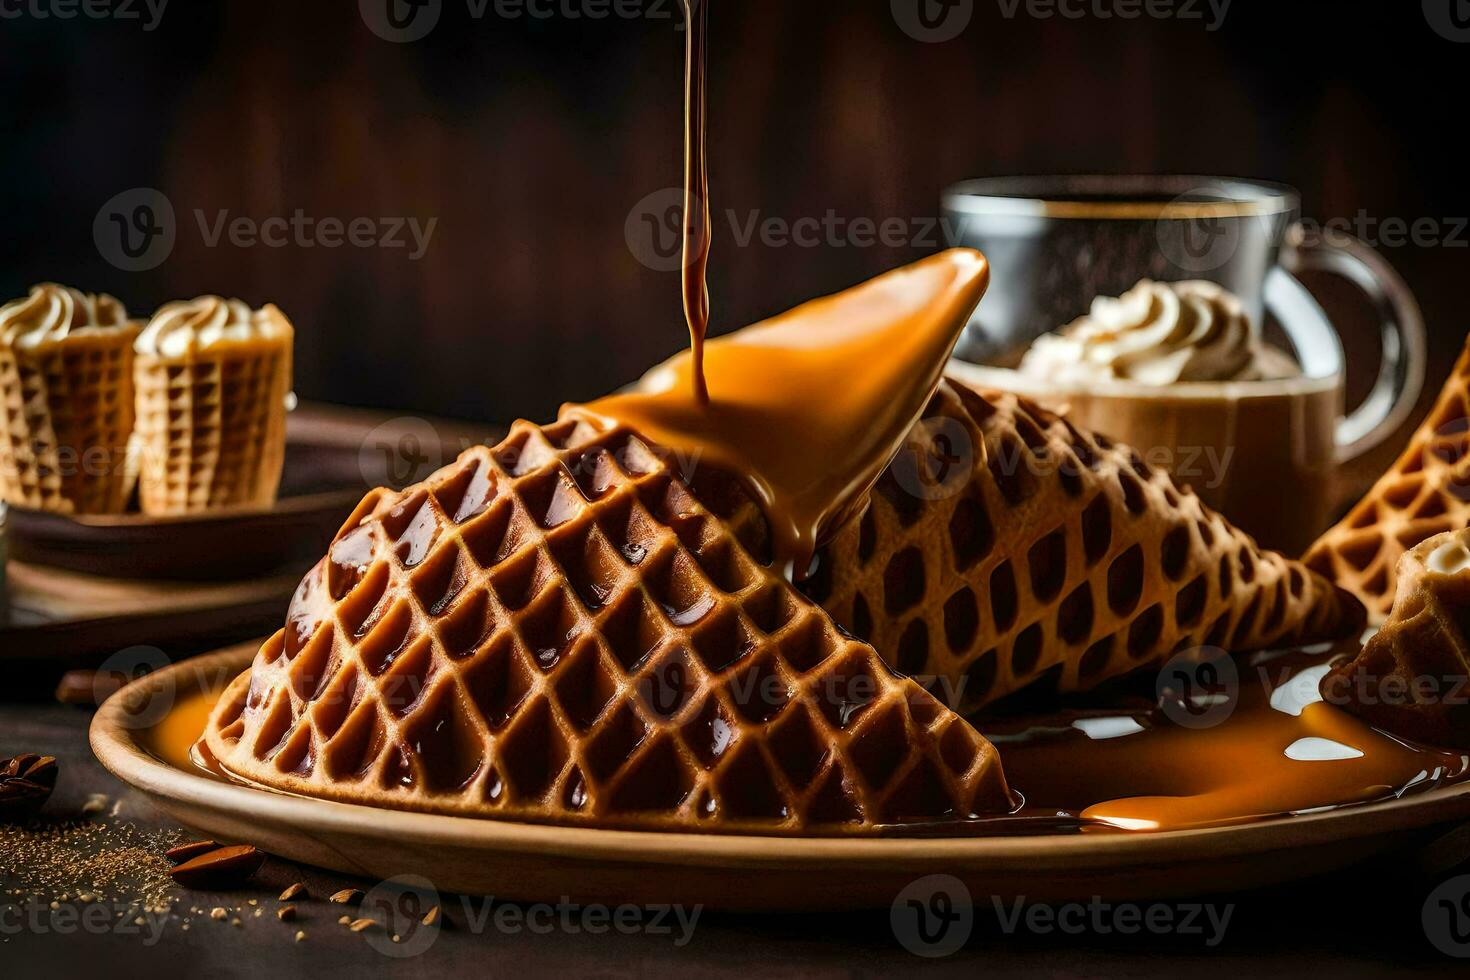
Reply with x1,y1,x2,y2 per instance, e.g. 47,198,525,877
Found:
148,643,1469,835
987,642,1470,833
681,0,711,405
575,248,990,579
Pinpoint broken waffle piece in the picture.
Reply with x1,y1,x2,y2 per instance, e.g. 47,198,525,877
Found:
1307,336,1470,623
804,380,1365,711
1321,528,1470,747
204,418,1011,832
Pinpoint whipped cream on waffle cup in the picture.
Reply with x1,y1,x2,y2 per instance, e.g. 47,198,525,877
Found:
133,296,294,515
0,283,141,514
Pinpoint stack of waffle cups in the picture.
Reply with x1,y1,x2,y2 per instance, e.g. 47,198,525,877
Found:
133,296,293,515
0,283,140,514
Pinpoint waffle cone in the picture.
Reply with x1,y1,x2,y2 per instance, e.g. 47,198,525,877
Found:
1322,529,1470,747
205,417,1010,833
134,337,291,515
1306,336,1470,624
0,327,139,514
803,381,1364,711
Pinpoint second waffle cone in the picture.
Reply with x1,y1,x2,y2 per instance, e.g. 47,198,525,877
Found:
809,381,1363,710
1307,335,1470,624
133,338,291,515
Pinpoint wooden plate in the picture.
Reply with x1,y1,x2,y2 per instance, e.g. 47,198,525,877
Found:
92,644,1470,910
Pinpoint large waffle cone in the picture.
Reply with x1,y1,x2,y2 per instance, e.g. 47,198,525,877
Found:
1306,337,1470,624
804,381,1365,711
0,327,139,514
134,337,291,515
205,417,1010,833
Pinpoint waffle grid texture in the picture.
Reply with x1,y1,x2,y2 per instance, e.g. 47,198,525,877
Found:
1307,338,1470,624
1323,529,1470,748
804,381,1363,711
134,338,291,515
0,328,139,514
206,417,1010,833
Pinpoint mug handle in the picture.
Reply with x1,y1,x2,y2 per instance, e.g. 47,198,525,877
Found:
1275,222,1427,462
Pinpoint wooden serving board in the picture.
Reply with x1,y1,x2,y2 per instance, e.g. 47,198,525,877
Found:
0,403,504,690
0,562,297,688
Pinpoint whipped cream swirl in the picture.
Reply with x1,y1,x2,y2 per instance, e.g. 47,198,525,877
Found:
137,296,292,359
1019,279,1300,386
0,283,130,349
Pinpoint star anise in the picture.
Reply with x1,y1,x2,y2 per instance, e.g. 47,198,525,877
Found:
0,754,59,821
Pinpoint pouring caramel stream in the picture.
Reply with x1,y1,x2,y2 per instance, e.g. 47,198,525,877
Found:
680,0,711,404
572,248,990,579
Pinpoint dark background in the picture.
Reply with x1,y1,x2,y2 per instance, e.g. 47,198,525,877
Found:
1,0,1466,435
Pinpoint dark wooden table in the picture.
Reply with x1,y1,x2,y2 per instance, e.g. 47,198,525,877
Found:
3,702,1467,978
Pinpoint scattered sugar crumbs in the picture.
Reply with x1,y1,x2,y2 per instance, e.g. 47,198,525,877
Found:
1,819,307,942
0,818,185,913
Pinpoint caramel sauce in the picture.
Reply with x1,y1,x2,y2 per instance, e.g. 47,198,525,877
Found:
987,643,1470,833
141,686,223,773
143,643,1468,834
680,0,711,405
574,248,990,579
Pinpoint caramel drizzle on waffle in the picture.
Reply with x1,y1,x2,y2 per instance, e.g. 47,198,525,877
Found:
205,417,1009,832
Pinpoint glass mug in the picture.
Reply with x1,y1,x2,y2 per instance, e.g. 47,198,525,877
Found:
941,175,1426,555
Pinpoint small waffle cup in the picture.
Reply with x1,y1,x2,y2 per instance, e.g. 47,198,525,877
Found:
0,326,140,515
133,334,292,515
